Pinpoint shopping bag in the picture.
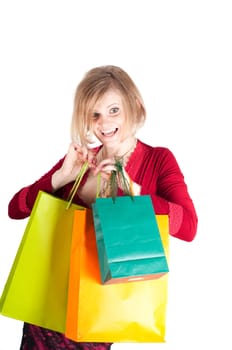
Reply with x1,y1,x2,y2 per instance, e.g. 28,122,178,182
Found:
0,163,89,332
92,195,169,284
65,208,169,342
0,190,85,332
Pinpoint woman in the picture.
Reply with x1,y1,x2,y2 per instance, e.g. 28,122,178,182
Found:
8,65,198,349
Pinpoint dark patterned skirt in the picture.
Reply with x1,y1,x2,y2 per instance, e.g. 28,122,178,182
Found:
20,323,112,350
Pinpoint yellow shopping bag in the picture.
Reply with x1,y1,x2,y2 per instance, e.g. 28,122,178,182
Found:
65,209,169,342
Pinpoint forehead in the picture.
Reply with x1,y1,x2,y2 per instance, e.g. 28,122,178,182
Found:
93,90,123,110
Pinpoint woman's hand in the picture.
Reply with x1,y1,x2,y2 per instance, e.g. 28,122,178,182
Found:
51,143,96,191
92,158,141,195
92,158,116,180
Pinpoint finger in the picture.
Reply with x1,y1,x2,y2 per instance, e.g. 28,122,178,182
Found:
72,144,89,163
100,172,112,181
92,164,114,177
71,142,81,152
87,149,97,167
97,158,115,168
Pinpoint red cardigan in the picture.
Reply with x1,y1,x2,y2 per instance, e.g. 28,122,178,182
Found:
8,140,198,242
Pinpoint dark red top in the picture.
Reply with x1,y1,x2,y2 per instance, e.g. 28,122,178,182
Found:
9,139,198,241
8,139,198,349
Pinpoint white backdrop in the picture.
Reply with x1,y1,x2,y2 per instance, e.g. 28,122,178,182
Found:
0,1,231,349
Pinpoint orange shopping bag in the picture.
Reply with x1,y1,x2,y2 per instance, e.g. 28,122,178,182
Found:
65,208,169,343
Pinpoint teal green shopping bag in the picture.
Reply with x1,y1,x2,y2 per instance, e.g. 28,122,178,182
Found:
92,195,169,284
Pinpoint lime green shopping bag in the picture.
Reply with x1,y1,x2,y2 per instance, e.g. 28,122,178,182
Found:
0,190,84,332
0,163,88,332
92,195,169,284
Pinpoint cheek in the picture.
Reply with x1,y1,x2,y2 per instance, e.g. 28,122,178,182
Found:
118,118,127,130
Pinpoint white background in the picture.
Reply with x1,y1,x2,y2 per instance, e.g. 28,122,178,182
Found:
0,0,231,349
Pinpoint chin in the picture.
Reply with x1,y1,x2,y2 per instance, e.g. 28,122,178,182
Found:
100,135,121,146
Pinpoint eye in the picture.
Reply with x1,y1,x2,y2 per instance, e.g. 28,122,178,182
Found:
109,107,120,115
92,112,100,119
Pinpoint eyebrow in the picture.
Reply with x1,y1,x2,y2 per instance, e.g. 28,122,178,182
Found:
107,102,120,108
93,102,120,112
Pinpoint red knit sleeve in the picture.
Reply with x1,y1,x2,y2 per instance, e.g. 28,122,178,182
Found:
8,157,65,219
154,148,198,242
126,141,198,242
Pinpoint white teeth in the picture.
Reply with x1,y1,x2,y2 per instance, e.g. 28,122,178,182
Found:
101,128,117,135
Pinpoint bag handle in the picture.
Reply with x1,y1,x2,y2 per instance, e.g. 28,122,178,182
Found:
66,161,89,209
96,158,134,202
66,158,134,208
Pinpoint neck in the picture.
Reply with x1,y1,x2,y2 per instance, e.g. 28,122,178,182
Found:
101,137,137,164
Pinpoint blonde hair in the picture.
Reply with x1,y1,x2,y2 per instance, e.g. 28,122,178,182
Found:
71,65,146,146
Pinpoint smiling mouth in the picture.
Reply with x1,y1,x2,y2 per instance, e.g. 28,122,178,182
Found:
101,128,118,136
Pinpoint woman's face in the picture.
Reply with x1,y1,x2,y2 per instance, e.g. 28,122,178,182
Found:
90,90,128,147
